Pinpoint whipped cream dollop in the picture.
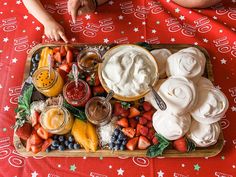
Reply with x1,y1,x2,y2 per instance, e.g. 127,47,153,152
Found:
151,49,171,78
102,46,157,96
157,76,197,115
191,86,229,124
187,120,220,147
153,110,191,140
166,47,206,82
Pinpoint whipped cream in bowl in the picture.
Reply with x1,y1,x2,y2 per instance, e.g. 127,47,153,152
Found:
98,44,158,101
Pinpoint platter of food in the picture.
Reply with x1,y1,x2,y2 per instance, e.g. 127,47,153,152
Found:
13,43,227,157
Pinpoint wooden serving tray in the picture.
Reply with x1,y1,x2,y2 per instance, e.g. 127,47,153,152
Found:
13,43,224,157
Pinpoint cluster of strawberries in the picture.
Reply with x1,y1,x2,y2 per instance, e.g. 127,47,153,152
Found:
113,101,158,151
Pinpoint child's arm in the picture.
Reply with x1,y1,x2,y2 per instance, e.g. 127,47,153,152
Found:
22,0,68,43
172,0,221,8
68,0,109,23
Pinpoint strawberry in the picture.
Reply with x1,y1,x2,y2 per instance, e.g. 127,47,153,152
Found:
30,131,43,145
136,124,148,136
142,109,155,121
139,117,147,125
122,127,135,138
53,52,62,63
126,137,139,151
15,122,32,141
152,136,159,145
37,127,49,140
129,118,138,128
59,63,71,73
138,136,151,150
26,138,32,152
93,85,105,96
147,128,155,140
41,138,53,152
60,46,67,57
172,137,196,153
113,102,130,117
146,121,153,128
117,118,129,128
57,68,68,82
53,47,60,54
31,145,42,154
66,49,73,63
86,73,100,86
128,107,140,118
142,101,153,112
34,124,41,131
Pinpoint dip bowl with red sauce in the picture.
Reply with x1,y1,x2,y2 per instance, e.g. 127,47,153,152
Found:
63,79,91,107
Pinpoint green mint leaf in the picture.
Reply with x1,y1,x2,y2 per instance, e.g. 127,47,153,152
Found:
121,101,131,109
63,101,87,121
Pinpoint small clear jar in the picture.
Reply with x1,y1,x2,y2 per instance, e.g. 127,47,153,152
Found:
85,97,112,126
63,80,91,107
77,48,102,73
40,105,74,135
32,66,64,97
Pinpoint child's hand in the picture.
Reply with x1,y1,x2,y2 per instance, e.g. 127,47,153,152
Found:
68,0,96,23
44,20,68,43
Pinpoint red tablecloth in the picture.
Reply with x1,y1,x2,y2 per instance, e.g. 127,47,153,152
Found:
0,0,236,176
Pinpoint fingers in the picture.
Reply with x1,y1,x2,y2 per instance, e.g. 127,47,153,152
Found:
58,31,69,43
68,0,81,23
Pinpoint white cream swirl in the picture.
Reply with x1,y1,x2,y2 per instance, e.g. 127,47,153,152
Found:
153,110,191,140
187,120,220,147
151,49,171,78
166,47,206,82
191,86,229,124
157,76,197,116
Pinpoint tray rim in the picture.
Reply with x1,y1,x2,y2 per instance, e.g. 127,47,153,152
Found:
15,43,223,158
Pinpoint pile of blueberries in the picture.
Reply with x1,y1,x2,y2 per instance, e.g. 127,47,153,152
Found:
46,134,80,152
30,53,40,76
109,128,127,151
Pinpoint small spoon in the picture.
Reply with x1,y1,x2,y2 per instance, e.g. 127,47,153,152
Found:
72,64,79,88
148,84,167,111
104,90,114,103
48,54,52,78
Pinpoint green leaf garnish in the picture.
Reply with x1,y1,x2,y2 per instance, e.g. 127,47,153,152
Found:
121,101,131,110
63,101,87,121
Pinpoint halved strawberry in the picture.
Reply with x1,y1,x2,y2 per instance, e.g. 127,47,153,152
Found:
146,121,153,128
152,136,159,145
57,68,68,82
41,138,53,152
59,63,71,73
60,46,67,57
142,109,155,121
139,117,147,125
31,145,42,154
129,118,138,128
93,85,105,96
34,124,41,131
142,101,153,112
128,107,140,118
66,49,73,63
138,136,151,150
172,137,196,153
15,122,32,141
136,124,148,136
113,102,130,117
31,111,40,127
117,118,129,128
53,52,62,63
122,127,135,138
30,131,43,145
26,138,32,152
86,73,100,86
126,137,139,151
53,47,60,54
147,128,155,140
37,127,49,140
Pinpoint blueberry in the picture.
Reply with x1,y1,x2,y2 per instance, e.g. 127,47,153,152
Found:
135,116,140,121
138,97,145,103
114,129,120,136
58,136,65,142
122,139,127,145
45,147,51,153
111,136,116,142
64,140,69,147
50,145,56,150
109,142,115,149
115,140,122,145
114,144,120,151
68,143,74,149
35,53,40,61
31,57,36,63
58,145,65,151
52,140,59,147
68,135,74,143
29,71,34,76
53,135,59,140
32,63,38,68
73,143,80,149
118,133,125,140
120,145,125,150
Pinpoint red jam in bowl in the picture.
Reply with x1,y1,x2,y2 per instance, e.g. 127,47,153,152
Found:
63,80,91,107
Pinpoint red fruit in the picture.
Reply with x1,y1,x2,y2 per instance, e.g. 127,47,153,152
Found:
37,127,49,140
152,136,159,145
136,124,148,136
128,107,140,118
93,85,105,96
136,124,142,136
142,109,155,121
30,132,43,145
113,102,122,116
53,47,60,54
116,118,129,128
129,118,138,128
122,127,135,138
142,101,153,112
57,68,68,82
86,73,100,86
126,137,139,151
138,136,151,150
146,121,153,128
15,122,33,141
60,46,67,57
147,128,155,140
26,138,32,152
31,111,40,127
139,117,147,125
59,63,71,73
34,124,41,131
120,109,130,117
41,138,53,152
54,52,62,63
113,102,130,117
66,50,73,63
31,145,42,154
172,137,196,153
